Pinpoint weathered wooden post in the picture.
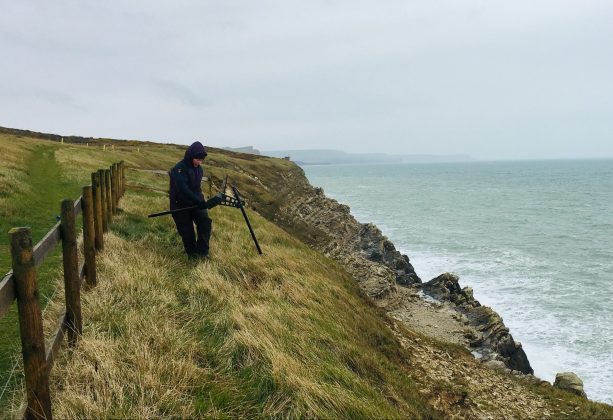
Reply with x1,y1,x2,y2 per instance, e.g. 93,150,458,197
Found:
98,169,108,232
82,186,97,286
105,169,113,225
114,163,120,206
110,164,117,214
121,161,126,197
9,227,53,420
117,163,121,202
119,161,124,198
92,172,104,250
61,199,82,346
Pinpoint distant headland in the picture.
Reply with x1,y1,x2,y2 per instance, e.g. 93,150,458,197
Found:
222,146,474,165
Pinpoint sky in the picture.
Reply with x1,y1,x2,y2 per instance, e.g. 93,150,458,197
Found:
1,1,612,160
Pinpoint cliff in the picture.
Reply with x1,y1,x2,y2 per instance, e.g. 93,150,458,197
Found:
2,130,611,418
236,162,533,375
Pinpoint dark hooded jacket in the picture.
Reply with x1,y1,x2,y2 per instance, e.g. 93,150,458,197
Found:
169,142,207,209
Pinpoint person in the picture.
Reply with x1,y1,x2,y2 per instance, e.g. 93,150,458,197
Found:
169,141,220,260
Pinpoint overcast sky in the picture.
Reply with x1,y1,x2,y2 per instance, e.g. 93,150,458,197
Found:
1,1,612,160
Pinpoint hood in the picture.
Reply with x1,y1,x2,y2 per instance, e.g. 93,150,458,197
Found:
183,141,207,163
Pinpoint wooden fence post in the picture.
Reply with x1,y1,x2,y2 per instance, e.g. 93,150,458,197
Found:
98,169,108,232
105,169,113,225
119,161,124,198
121,161,126,197
9,227,53,420
91,172,104,250
61,200,82,346
82,186,97,287
110,164,117,215
113,163,119,207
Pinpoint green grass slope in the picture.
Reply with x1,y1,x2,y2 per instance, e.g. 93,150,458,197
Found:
1,132,612,418
0,135,88,405
1,135,434,417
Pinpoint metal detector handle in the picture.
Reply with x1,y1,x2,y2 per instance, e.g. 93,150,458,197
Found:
232,185,263,255
148,204,199,218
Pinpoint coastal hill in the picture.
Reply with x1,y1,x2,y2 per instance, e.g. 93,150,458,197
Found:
0,127,611,418
220,144,474,165
261,149,474,165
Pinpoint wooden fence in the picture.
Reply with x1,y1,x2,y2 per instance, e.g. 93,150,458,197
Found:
0,161,126,420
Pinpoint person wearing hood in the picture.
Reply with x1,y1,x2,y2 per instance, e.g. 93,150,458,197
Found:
169,141,217,259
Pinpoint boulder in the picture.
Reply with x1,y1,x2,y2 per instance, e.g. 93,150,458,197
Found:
484,360,509,373
553,372,587,398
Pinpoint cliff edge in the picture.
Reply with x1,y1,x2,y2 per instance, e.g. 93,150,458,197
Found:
242,162,533,375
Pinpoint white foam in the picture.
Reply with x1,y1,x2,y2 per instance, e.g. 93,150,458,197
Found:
305,162,613,404
416,290,441,305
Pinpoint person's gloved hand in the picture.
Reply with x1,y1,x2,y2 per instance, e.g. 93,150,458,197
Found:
197,200,208,209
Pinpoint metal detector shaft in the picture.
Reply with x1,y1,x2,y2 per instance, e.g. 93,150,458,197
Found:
148,205,199,218
232,185,263,255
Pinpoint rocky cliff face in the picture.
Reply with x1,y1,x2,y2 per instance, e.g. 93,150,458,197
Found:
423,274,532,373
254,163,533,375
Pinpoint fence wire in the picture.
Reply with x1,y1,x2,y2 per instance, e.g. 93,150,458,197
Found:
0,279,62,405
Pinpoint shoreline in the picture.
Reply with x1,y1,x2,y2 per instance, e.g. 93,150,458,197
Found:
262,164,535,375
406,248,611,405
298,160,613,406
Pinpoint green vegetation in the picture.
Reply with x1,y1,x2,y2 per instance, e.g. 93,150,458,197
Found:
0,135,86,408
1,132,612,418
39,192,432,417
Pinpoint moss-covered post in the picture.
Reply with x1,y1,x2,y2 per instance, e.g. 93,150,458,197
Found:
9,227,53,420
82,186,97,286
92,172,104,250
105,169,113,225
61,199,82,346
98,169,108,232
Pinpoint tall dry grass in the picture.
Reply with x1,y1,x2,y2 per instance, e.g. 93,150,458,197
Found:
0,135,34,207
4,134,612,419
33,188,432,418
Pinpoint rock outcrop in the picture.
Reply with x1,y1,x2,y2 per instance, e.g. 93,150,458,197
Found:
554,372,587,398
252,163,533,374
423,273,533,374
269,176,420,299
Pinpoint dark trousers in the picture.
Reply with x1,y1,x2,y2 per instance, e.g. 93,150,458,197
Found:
172,208,212,257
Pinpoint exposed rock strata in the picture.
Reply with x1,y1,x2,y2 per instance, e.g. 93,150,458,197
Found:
423,273,533,374
253,164,533,374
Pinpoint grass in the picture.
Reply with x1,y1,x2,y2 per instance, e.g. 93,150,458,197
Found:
0,135,89,409
14,189,434,418
2,133,612,418
1,136,436,418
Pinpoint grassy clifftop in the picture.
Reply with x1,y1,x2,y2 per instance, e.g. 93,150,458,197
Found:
1,131,612,418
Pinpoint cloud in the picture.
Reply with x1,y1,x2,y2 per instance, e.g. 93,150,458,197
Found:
1,0,612,159
155,80,211,108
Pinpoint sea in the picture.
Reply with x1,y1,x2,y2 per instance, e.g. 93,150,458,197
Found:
303,159,613,405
